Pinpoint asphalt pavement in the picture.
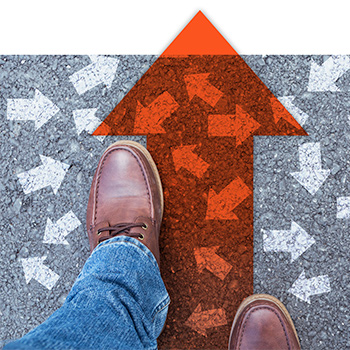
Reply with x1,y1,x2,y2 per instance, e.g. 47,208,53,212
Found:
1,54,349,349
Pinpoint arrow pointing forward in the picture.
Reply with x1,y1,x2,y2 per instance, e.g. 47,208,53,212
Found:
43,211,81,245
17,155,70,195
73,108,105,142
208,105,261,145
7,89,59,129
134,91,179,133
69,55,119,95
206,177,252,220
185,303,227,337
194,246,232,280
92,13,307,348
288,270,331,303
172,145,209,178
308,55,350,92
184,73,223,107
21,256,60,290
290,142,330,195
262,221,315,262
274,96,309,127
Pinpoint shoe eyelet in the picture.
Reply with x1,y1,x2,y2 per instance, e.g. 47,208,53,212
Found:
141,223,148,230
97,230,101,236
139,233,145,240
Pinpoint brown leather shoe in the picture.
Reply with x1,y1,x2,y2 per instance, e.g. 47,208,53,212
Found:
228,294,301,350
86,140,163,265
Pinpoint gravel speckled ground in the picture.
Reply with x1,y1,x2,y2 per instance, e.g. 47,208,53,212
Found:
1,55,350,349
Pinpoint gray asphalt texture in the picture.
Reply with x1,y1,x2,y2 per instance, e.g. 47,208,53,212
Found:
0,55,349,349
249,55,350,350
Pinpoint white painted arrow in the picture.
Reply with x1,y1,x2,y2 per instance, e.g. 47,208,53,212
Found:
73,108,105,142
262,221,315,262
7,89,59,129
43,211,81,245
278,96,309,126
290,142,330,195
288,270,331,303
21,256,60,290
69,55,119,95
17,155,69,195
308,55,350,92
337,197,350,219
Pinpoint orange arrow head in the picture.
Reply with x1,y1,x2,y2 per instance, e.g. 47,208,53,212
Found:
133,92,179,134
270,96,304,130
206,177,252,220
172,144,209,178
184,73,223,107
185,303,227,337
208,105,261,146
194,246,232,280
162,11,238,56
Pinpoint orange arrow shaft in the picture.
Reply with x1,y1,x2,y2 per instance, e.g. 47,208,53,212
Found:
148,91,179,122
204,253,232,280
220,177,252,211
134,92,179,133
206,177,252,220
196,80,223,107
208,114,236,137
175,150,209,178
195,308,227,328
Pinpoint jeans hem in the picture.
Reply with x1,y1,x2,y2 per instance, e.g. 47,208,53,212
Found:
92,236,159,271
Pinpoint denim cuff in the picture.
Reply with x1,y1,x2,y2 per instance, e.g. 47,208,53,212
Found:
92,235,160,271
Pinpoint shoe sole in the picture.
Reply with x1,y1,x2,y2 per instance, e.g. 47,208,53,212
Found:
228,294,301,349
104,140,164,219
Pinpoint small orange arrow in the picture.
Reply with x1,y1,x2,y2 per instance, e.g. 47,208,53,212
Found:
134,91,179,133
206,177,252,220
184,73,223,107
172,145,209,178
185,303,227,337
194,246,232,280
208,105,261,145
270,96,302,129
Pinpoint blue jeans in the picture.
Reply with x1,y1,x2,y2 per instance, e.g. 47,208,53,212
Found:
4,236,170,350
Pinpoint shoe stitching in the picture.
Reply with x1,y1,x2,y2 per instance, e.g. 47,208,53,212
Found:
94,148,152,226
238,306,291,350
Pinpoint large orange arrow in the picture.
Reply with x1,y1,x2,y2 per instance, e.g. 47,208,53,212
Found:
185,304,227,337
184,73,224,107
206,177,252,220
134,91,179,133
208,105,261,145
93,11,307,350
194,246,232,280
172,144,209,178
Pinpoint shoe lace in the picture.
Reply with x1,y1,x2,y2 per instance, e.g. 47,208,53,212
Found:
97,222,146,243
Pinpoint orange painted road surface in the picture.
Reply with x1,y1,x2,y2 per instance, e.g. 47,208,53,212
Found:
94,11,307,349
